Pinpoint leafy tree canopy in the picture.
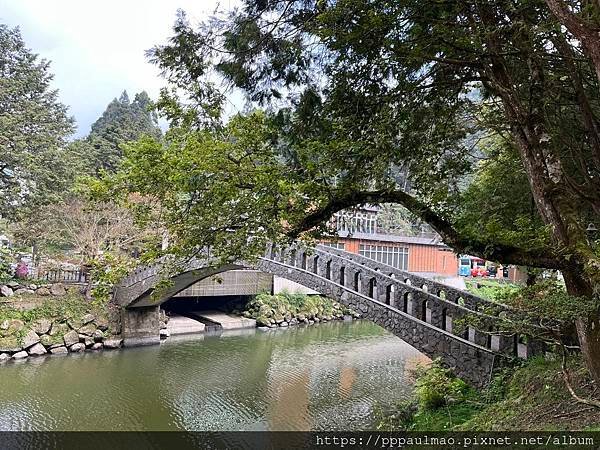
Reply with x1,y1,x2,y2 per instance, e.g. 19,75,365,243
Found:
0,24,76,219
109,2,600,268
98,0,600,380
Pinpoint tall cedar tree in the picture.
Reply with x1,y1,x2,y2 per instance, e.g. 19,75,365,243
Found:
0,24,75,218
72,90,161,174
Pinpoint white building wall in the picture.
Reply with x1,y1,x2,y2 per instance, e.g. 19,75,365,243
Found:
273,276,319,295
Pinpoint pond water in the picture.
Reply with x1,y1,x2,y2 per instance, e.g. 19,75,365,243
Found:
0,320,427,431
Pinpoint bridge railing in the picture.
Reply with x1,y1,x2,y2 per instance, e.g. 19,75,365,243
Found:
31,267,90,284
312,244,507,309
267,243,542,360
117,242,544,362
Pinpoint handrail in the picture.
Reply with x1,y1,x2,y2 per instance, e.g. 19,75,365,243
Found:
259,255,497,355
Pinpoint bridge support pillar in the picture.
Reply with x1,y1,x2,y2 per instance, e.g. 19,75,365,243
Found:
121,306,160,347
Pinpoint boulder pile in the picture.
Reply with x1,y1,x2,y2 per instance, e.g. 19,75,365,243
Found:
0,281,123,362
0,281,68,298
0,312,122,361
241,293,360,329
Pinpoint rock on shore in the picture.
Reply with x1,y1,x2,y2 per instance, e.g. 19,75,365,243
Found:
0,281,121,363
242,293,361,329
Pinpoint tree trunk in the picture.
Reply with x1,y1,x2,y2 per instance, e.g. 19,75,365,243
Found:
576,315,600,382
563,269,600,383
545,0,600,83
526,268,538,286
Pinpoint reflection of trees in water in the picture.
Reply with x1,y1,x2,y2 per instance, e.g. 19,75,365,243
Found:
263,323,422,430
0,349,178,430
403,354,432,384
338,366,358,400
156,333,277,430
267,368,311,431
154,321,413,430
0,321,427,431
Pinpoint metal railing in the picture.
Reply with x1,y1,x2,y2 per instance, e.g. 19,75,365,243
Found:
32,268,89,284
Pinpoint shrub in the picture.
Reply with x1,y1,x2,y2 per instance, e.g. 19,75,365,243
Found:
374,399,418,431
89,252,135,306
414,359,471,410
244,291,353,323
0,247,13,282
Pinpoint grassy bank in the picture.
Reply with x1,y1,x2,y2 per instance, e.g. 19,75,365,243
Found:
465,278,520,302
375,356,600,431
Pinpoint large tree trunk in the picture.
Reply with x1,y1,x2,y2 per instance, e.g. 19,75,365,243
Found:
576,316,600,382
497,83,600,383
545,0,600,83
563,269,600,383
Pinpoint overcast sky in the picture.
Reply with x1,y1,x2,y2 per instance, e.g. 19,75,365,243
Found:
0,0,239,137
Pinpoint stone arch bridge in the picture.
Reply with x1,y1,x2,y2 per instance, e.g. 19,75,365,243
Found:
113,244,542,387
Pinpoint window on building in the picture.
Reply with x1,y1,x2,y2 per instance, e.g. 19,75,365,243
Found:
359,244,409,270
335,211,377,234
322,242,346,250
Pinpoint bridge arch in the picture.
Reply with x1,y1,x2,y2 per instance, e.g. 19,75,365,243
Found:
114,245,533,387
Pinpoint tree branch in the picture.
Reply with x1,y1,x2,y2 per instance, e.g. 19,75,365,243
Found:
545,0,600,81
288,189,564,270
561,347,600,409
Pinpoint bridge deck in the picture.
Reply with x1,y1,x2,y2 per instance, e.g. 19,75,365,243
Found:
114,244,544,387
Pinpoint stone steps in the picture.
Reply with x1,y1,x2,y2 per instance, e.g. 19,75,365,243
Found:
188,310,256,331
166,314,206,335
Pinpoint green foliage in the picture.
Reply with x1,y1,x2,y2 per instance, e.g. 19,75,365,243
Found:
73,90,162,174
377,203,432,236
498,280,596,324
0,24,76,218
243,291,352,326
0,291,110,345
454,136,551,253
0,247,13,282
373,399,418,431
98,0,600,381
92,111,328,264
463,280,599,347
480,367,515,404
0,292,91,328
465,279,520,302
140,0,600,280
374,360,479,431
458,356,600,431
89,252,135,306
413,359,472,410
376,356,600,431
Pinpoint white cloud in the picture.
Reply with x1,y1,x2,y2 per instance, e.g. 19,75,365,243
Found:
0,0,239,137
